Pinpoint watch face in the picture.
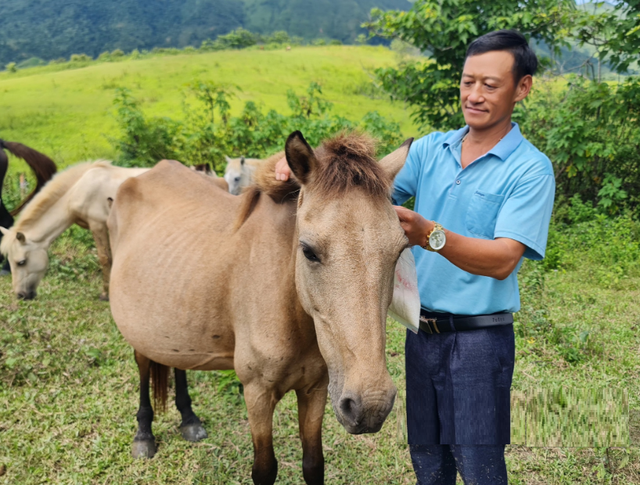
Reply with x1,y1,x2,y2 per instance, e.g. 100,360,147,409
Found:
429,230,446,250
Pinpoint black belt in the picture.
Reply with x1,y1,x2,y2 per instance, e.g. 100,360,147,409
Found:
419,309,513,334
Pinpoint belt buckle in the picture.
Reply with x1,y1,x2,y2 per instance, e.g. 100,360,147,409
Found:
420,316,440,334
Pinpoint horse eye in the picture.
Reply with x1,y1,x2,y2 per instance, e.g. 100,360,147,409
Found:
234,176,241,182
301,245,321,263
17,260,26,266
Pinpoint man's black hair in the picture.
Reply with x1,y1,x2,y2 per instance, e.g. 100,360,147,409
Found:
466,30,538,83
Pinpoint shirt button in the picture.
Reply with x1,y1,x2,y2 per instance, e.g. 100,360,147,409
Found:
456,180,461,185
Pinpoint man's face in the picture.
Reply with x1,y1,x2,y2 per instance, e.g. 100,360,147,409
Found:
460,50,530,131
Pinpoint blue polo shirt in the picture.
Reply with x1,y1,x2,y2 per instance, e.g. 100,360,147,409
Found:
392,123,555,315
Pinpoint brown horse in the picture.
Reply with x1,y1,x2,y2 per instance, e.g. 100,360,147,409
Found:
0,140,57,274
108,131,412,484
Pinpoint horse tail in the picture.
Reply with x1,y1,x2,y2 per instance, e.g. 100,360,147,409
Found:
150,360,170,412
0,140,58,216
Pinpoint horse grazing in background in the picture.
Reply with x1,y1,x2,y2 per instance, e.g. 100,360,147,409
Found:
108,131,412,485
0,140,57,275
0,161,148,300
224,155,263,195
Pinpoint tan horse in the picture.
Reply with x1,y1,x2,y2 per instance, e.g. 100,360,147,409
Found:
108,131,412,484
0,161,148,300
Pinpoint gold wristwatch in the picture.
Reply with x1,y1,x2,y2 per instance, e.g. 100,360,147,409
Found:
423,222,446,252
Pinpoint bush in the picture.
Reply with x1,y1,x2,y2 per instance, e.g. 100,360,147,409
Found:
111,81,405,172
5,62,17,73
70,54,92,62
519,76,640,215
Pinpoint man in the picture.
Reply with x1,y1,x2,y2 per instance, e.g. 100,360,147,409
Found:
276,30,555,484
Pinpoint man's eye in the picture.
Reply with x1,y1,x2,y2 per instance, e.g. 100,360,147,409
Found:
485,84,496,89
17,260,26,266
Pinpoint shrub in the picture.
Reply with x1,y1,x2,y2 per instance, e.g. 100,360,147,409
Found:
5,62,17,73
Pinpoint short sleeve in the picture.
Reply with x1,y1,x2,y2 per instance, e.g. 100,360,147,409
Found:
392,137,428,205
494,174,556,260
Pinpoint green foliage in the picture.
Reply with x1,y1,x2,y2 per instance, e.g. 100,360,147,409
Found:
111,88,182,167
518,76,640,214
365,0,575,130
570,0,640,74
5,62,17,73
111,81,405,171
201,28,258,51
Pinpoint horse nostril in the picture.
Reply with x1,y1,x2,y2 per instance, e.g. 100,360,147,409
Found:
17,292,26,300
339,393,363,426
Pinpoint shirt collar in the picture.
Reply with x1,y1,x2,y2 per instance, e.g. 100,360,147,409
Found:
442,122,524,162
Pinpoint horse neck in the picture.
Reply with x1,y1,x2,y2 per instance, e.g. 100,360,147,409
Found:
17,193,76,247
248,194,311,326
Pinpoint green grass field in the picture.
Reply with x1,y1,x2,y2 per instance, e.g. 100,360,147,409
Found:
0,46,416,168
1,45,639,484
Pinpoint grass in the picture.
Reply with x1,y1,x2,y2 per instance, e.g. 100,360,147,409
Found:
0,223,639,484
0,46,416,170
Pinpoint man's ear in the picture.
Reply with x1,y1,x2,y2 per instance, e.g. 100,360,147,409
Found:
285,131,318,185
515,74,533,103
379,138,414,181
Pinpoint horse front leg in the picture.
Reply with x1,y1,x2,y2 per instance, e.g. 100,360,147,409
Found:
174,368,207,442
296,378,329,485
132,350,157,458
89,222,111,301
244,382,280,485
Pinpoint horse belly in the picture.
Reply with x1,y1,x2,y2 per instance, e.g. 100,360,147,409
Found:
110,249,235,371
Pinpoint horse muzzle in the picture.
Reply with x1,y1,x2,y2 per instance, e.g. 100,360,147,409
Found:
17,289,37,300
335,386,397,434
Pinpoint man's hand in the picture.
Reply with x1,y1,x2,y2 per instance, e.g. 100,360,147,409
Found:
275,156,291,181
394,206,434,248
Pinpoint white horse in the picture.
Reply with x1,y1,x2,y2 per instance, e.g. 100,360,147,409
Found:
0,161,149,301
224,156,263,195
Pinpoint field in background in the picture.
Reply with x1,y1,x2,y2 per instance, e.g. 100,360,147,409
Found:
0,46,416,168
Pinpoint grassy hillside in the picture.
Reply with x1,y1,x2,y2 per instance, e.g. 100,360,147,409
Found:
0,46,417,169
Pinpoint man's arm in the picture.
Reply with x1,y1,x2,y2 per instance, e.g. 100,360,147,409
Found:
395,206,525,280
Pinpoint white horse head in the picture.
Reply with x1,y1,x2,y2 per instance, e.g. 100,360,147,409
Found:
224,156,260,195
0,227,48,300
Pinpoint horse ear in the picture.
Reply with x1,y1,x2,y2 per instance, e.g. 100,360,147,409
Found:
16,232,26,244
240,157,245,166
225,156,232,163
0,227,8,236
285,131,317,185
379,138,414,181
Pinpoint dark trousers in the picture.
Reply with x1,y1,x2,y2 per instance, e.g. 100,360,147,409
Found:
405,325,515,483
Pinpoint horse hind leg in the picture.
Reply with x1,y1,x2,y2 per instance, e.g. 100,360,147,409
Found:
174,368,207,442
89,222,111,301
132,350,158,458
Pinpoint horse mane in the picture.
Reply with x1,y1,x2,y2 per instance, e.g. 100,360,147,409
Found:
0,140,58,215
234,132,391,231
13,160,113,232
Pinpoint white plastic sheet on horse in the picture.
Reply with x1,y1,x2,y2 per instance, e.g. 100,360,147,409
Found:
387,248,420,334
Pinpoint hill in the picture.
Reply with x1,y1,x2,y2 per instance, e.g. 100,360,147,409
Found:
0,46,417,167
0,0,410,66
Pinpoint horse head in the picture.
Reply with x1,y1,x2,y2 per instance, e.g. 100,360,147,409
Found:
285,131,412,434
0,227,49,299
224,156,252,195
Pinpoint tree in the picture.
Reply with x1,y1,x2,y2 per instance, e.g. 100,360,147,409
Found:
365,0,576,130
572,0,640,75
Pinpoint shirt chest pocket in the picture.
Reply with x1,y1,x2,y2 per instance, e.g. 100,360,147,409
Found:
465,191,505,239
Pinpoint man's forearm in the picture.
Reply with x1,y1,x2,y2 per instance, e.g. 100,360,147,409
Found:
438,230,525,280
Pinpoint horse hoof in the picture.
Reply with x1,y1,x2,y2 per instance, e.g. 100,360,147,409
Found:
181,423,208,442
99,293,109,302
132,440,156,458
